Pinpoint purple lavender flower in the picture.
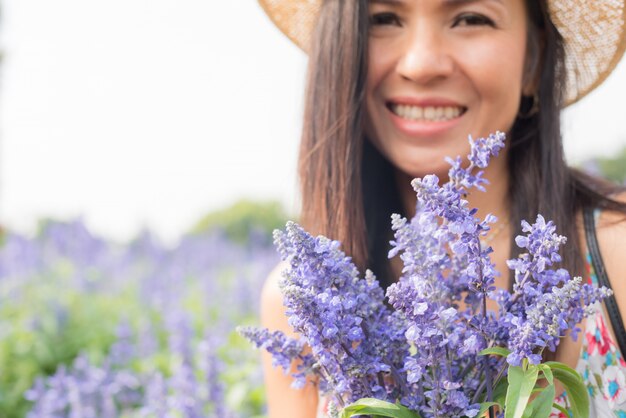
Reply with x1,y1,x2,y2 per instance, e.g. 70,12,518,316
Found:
239,327,307,377
243,131,609,418
266,223,409,405
503,215,612,366
384,133,507,417
10,216,274,417
138,372,169,417
109,320,135,367
25,354,142,418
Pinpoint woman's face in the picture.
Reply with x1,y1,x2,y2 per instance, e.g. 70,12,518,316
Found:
364,0,530,179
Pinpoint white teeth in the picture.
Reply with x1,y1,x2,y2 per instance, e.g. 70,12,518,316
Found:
391,104,463,121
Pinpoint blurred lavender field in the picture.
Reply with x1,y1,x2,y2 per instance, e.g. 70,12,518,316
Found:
0,205,280,417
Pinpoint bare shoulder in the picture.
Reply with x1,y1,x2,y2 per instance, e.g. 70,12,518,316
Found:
260,261,297,336
261,261,287,309
595,191,626,319
259,261,320,417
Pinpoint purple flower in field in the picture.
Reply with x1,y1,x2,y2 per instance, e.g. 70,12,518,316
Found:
198,334,228,417
109,321,135,367
166,311,194,365
1,214,271,417
25,354,142,417
138,372,169,417
168,363,203,418
0,233,42,279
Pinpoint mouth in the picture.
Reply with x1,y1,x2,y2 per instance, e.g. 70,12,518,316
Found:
387,103,467,122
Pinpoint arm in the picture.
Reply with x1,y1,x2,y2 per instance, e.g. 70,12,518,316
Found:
260,262,320,418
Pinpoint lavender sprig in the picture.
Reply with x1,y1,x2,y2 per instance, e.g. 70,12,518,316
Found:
386,132,505,417
271,223,408,405
245,131,610,418
502,215,612,366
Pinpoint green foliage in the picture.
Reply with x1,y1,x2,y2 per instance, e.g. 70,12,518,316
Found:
191,200,290,244
0,271,266,418
522,384,554,418
0,278,125,417
505,365,539,418
478,402,500,418
0,217,272,417
341,398,422,418
592,144,626,184
544,362,589,418
496,361,589,418
479,347,511,358
339,357,590,418
220,330,267,415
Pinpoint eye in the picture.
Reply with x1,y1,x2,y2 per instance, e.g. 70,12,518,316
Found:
369,12,402,27
452,13,496,28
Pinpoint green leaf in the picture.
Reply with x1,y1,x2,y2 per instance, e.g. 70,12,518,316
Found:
526,384,555,418
504,365,539,418
477,402,500,417
538,365,554,386
544,362,583,382
551,403,570,416
545,362,589,418
493,376,509,406
479,347,512,358
341,398,421,418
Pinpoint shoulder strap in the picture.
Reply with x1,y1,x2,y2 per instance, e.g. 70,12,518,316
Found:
583,206,626,356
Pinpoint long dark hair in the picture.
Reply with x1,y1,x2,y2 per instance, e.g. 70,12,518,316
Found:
298,0,626,289
509,0,626,278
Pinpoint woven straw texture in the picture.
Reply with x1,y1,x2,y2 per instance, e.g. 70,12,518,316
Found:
258,0,626,105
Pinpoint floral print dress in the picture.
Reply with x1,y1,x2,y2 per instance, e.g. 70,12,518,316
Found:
551,254,626,417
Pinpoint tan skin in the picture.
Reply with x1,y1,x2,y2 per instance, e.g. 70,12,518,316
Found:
261,0,626,416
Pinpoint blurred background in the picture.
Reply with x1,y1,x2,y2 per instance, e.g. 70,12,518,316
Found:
0,0,625,417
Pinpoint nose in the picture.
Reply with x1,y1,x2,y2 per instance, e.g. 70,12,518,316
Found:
395,28,455,84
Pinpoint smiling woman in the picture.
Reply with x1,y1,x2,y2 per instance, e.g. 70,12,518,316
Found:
256,0,626,417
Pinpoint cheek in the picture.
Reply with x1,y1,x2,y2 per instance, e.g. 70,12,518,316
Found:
464,36,527,125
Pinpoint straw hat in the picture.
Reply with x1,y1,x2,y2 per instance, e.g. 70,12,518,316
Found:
258,0,626,106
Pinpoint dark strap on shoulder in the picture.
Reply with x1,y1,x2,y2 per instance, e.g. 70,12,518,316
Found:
583,206,626,356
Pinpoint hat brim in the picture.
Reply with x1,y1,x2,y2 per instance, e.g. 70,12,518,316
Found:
259,0,626,106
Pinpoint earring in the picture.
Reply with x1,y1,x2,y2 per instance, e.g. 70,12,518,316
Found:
518,93,540,118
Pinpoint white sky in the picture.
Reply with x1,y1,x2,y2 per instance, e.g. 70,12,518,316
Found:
1,0,625,243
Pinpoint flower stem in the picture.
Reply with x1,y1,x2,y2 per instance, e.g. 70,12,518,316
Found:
480,294,495,418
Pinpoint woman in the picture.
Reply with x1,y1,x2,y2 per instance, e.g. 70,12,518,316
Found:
258,0,626,416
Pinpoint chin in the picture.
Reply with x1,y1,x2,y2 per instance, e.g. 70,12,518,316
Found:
397,160,451,182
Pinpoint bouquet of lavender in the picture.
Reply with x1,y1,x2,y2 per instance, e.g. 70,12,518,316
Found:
240,132,610,418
